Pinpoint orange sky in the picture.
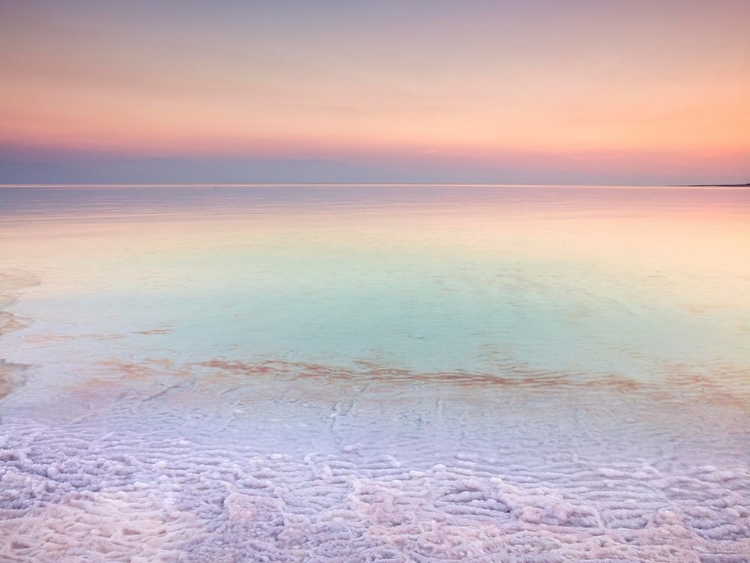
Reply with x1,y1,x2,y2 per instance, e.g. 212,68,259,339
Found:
1,1,749,183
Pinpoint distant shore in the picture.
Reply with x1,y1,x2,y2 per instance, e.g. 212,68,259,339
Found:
682,182,750,187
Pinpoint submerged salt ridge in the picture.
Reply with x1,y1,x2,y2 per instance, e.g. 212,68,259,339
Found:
1,185,749,561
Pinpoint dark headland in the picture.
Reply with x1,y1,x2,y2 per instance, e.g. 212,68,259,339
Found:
682,182,750,187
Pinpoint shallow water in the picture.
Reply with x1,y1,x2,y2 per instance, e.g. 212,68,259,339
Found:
1,185,749,562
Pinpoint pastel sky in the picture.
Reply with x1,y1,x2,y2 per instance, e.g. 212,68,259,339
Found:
1,0,749,184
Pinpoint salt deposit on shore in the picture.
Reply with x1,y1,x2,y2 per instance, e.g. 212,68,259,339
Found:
1,409,748,562
1,349,748,562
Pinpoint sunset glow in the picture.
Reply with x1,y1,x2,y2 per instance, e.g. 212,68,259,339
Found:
2,1,749,184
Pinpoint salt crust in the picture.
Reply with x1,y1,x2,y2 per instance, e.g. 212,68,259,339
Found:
1,418,748,563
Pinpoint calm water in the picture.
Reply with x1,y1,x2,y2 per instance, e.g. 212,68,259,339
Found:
1,185,749,562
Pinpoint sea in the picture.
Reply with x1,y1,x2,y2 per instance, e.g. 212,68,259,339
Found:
1,184,748,562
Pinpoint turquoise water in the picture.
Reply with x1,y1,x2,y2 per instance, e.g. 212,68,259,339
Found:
1,185,749,561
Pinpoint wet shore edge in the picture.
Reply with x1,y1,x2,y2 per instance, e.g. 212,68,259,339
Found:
0,271,38,400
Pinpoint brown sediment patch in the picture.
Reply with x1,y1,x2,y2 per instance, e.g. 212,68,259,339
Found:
22,333,77,344
198,358,643,392
78,355,750,405
94,333,126,341
20,332,127,345
0,311,27,337
133,327,173,335
54,358,196,418
0,270,39,294
195,357,750,407
0,270,39,400
58,352,749,421
0,271,39,321
96,357,190,381
0,360,28,400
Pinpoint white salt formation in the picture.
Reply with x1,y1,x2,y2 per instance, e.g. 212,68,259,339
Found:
1,418,749,562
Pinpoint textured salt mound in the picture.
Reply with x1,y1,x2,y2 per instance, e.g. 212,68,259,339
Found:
1,418,748,562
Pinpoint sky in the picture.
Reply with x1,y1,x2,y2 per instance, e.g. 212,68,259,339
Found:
1,0,749,185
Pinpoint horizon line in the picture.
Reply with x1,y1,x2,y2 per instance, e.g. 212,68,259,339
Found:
1,182,748,190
